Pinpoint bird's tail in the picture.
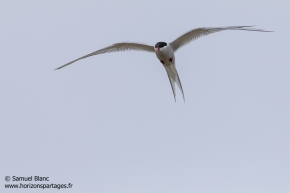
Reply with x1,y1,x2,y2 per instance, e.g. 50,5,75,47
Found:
164,65,185,102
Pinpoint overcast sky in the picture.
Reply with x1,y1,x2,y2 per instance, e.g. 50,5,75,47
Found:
1,1,289,193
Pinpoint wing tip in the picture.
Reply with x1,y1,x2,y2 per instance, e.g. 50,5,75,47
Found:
54,65,65,70
236,25,273,32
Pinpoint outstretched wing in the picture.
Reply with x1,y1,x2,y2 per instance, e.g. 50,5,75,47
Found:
170,26,272,52
55,42,154,70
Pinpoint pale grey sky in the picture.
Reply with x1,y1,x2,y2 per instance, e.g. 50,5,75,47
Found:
1,1,289,193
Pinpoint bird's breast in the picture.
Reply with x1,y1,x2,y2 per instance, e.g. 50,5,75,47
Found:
155,45,174,61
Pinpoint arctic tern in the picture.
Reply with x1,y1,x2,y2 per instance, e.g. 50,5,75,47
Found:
55,26,271,101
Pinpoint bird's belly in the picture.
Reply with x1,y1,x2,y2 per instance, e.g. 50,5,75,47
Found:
156,53,175,66
155,49,173,61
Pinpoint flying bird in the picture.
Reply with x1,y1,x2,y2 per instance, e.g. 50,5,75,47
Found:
55,26,272,101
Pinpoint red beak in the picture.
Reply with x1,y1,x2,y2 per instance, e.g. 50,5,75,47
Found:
156,48,160,51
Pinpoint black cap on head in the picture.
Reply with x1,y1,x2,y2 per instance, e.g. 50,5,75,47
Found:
155,42,167,48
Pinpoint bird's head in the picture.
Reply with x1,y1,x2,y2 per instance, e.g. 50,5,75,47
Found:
155,42,167,52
